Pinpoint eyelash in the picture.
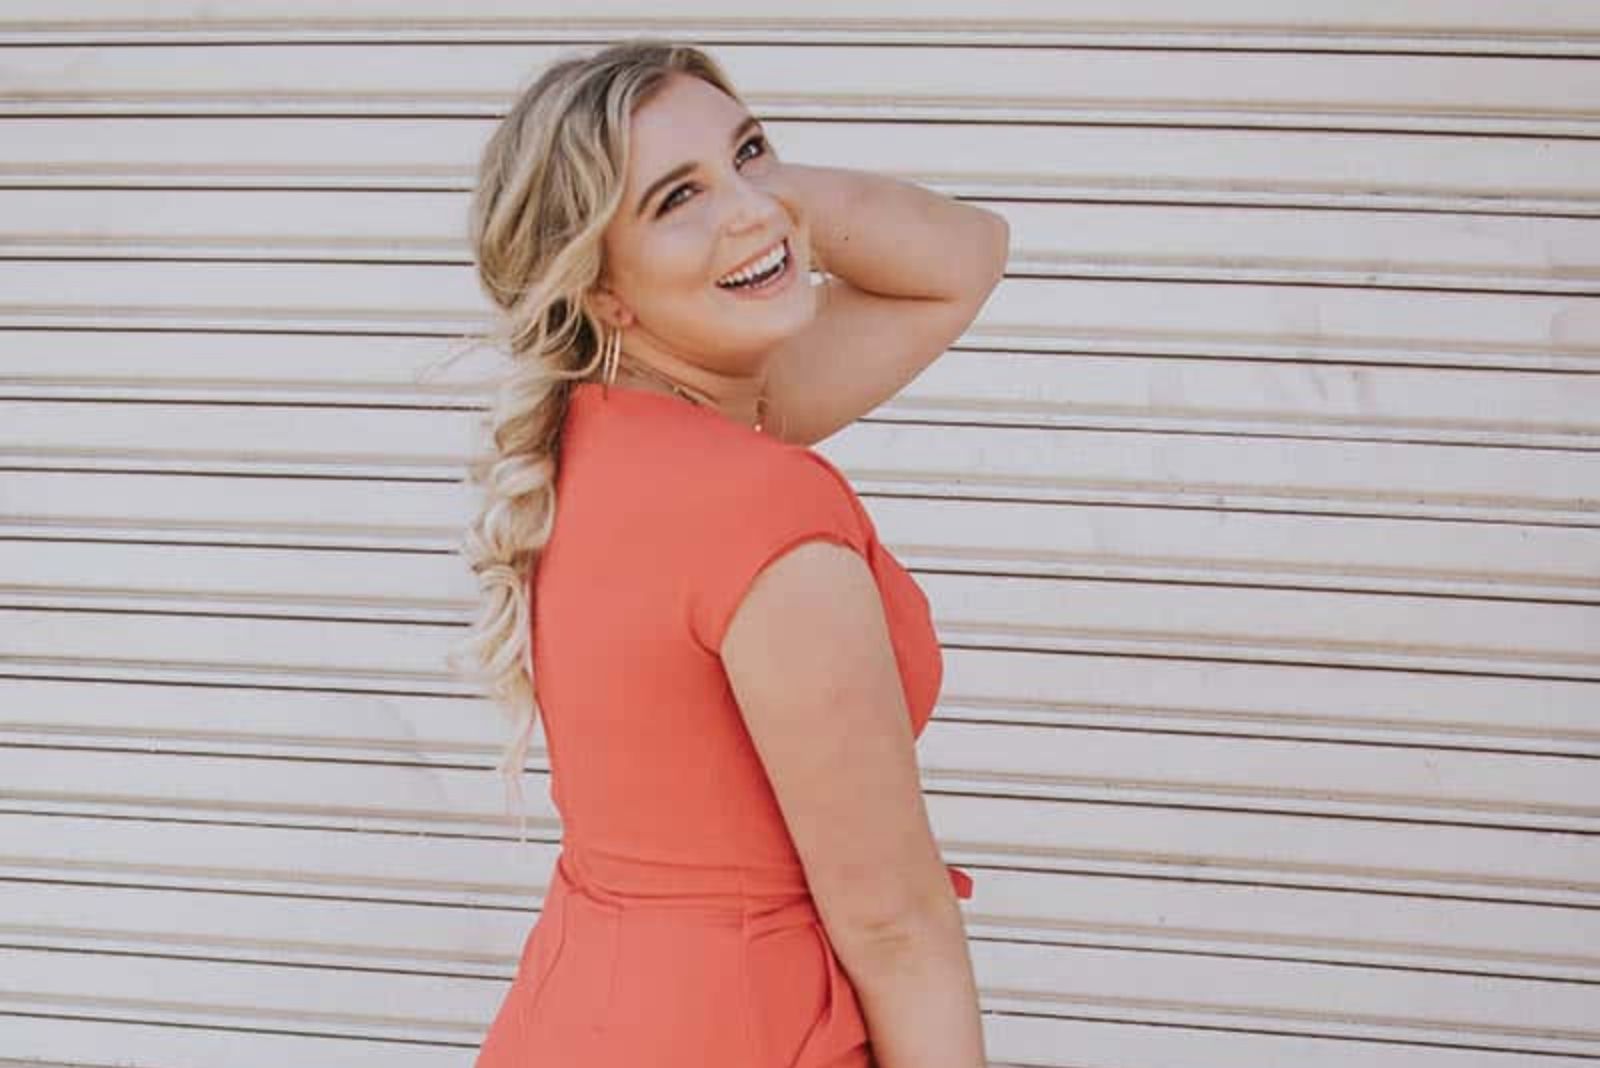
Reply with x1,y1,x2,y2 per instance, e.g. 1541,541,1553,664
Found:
655,134,769,217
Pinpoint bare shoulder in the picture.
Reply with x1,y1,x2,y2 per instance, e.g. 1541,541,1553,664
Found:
719,536,954,945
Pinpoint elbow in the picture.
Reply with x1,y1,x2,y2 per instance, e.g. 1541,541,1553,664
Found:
968,208,1010,294
985,210,1010,282
826,885,968,968
935,206,1009,304
819,866,967,956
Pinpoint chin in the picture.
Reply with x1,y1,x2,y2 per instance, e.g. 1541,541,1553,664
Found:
705,289,817,347
749,304,817,349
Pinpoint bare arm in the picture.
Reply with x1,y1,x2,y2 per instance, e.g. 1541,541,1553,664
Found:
753,161,1010,446
720,540,986,1068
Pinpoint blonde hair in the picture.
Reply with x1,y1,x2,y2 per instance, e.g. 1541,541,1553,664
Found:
448,39,743,840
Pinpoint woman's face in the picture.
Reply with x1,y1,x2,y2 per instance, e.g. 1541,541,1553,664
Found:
589,72,817,377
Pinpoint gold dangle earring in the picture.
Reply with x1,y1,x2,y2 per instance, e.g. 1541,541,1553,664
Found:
601,323,622,394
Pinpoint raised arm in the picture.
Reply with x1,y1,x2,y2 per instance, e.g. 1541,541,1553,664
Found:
754,161,1010,447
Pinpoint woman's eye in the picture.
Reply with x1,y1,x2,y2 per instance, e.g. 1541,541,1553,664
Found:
658,185,691,214
736,133,768,166
655,134,770,217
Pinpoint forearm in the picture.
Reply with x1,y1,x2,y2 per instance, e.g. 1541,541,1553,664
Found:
831,895,987,1068
778,161,1008,301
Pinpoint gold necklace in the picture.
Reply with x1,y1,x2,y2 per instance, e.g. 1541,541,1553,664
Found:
616,354,767,434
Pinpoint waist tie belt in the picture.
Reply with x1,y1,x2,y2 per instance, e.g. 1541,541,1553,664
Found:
557,840,973,910
548,842,972,1064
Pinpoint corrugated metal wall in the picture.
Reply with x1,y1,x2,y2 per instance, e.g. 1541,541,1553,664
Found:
3,3,1597,1065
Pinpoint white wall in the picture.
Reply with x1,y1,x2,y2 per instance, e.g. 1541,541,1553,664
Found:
2,3,1597,1065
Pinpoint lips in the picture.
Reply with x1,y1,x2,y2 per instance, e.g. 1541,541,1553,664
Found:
716,237,787,286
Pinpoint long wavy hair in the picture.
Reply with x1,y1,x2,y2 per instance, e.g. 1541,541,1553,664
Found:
448,40,743,839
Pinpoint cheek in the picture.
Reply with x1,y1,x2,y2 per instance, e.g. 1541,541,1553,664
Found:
643,227,716,288
613,223,705,284
620,232,723,330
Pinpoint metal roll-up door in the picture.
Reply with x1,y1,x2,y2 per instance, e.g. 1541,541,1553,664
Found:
2,4,1596,1065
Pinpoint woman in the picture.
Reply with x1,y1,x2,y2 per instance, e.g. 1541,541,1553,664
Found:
461,39,1008,1068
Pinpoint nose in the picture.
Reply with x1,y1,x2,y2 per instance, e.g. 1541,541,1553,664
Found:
721,173,785,236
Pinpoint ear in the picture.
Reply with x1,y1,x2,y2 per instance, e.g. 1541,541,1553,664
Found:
583,283,634,330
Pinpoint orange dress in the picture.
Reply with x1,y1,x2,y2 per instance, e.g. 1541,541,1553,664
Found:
474,380,973,1067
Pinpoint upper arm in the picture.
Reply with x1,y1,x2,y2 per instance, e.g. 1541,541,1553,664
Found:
762,211,1009,447
719,538,954,943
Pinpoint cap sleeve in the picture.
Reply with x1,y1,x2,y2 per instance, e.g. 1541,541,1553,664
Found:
688,447,870,656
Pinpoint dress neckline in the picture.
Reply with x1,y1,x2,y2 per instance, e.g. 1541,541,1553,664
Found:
571,379,704,415
570,379,777,440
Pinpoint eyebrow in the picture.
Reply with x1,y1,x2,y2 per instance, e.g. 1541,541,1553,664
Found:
635,114,763,219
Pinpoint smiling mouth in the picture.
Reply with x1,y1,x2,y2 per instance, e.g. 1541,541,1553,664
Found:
714,238,790,291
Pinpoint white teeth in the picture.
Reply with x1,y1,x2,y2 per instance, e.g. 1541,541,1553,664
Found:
716,240,786,288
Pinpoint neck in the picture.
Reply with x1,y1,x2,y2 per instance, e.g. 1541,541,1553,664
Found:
614,352,768,431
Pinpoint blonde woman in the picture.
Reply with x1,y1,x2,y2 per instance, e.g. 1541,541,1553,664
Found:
462,39,1007,1068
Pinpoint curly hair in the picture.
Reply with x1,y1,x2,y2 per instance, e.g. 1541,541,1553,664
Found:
448,39,742,840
